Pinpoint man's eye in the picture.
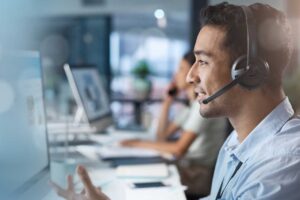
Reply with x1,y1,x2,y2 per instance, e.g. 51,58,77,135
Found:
199,60,208,65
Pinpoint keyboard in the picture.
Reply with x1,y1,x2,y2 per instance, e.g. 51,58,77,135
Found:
49,139,97,147
47,122,97,134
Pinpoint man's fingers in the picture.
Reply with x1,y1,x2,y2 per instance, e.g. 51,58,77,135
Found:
49,181,68,198
77,165,96,194
67,175,74,191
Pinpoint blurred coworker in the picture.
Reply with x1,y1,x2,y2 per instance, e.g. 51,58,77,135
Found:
121,52,227,196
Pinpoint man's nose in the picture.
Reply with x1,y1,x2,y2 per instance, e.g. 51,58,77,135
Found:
186,63,198,84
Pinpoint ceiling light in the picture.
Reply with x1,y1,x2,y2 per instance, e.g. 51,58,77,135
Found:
154,9,165,19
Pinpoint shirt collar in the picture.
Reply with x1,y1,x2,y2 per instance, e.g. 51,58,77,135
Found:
224,97,295,163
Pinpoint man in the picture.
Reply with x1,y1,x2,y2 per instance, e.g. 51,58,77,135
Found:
188,2,300,199
51,2,300,200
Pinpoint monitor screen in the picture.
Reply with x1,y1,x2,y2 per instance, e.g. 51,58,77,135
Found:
0,51,49,197
65,65,111,123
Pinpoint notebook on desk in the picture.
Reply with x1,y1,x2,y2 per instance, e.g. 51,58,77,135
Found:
96,145,166,167
116,163,169,178
109,156,166,167
98,145,160,158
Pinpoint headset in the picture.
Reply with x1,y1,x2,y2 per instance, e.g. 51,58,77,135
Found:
202,6,270,104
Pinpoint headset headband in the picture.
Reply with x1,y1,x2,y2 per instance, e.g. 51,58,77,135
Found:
240,6,257,66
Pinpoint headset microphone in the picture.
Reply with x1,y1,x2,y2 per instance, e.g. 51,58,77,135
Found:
202,73,246,104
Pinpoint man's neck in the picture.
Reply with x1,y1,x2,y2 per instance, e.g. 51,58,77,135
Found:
229,89,285,143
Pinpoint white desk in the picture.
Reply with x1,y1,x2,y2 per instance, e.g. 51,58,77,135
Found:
46,130,187,200
87,165,186,200
45,163,186,200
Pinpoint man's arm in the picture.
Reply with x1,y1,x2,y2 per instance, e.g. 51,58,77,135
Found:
121,131,197,158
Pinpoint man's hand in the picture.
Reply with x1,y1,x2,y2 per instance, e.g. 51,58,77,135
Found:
120,139,142,147
50,165,110,200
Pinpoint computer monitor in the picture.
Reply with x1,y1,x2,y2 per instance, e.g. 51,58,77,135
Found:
64,64,113,132
0,51,50,200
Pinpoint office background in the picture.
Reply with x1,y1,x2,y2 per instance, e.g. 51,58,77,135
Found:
1,0,300,127
0,1,300,200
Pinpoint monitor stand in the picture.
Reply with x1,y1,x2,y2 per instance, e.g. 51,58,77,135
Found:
48,107,98,147
74,107,88,125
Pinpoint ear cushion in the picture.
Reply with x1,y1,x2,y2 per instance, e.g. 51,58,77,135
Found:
231,55,270,90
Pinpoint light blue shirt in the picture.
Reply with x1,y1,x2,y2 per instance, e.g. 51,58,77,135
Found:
203,98,300,200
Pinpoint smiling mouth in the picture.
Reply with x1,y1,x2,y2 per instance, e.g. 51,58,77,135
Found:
194,89,207,101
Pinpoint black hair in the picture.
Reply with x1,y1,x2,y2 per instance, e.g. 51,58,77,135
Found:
200,2,293,82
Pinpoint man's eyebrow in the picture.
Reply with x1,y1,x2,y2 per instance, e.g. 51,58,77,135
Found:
193,50,213,58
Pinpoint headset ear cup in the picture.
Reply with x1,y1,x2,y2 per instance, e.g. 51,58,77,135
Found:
243,58,269,89
231,55,248,80
231,56,270,90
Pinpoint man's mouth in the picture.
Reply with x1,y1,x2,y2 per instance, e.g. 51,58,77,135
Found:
194,88,207,101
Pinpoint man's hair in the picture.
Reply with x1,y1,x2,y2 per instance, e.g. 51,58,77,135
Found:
200,2,293,87
183,51,196,66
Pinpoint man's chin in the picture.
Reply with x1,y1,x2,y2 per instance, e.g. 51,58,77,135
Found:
199,108,220,118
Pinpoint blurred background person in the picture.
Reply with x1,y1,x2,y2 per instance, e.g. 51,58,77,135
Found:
121,51,227,198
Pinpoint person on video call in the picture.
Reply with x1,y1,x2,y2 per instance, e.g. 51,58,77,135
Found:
51,2,300,200
121,51,226,195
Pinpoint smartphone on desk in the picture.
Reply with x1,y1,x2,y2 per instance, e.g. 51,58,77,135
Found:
129,181,168,189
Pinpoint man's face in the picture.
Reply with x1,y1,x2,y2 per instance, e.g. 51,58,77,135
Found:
187,25,241,118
